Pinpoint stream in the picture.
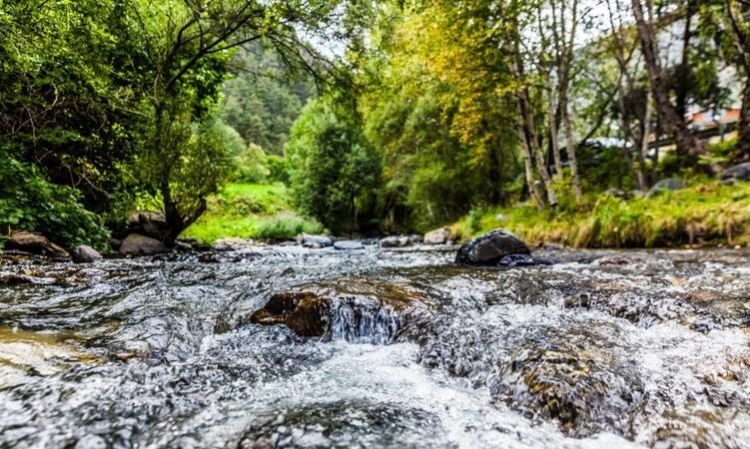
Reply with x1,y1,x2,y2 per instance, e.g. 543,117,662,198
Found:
1,245,749,449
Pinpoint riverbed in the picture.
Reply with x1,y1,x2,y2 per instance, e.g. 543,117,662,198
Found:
1,245,749,448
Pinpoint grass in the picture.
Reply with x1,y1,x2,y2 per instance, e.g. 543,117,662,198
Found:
451,180,750,248
182,183,325,243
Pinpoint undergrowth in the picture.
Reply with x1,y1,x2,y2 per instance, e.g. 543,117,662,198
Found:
452,181,750,248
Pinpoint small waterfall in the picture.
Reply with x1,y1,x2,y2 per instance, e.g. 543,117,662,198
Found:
328,297,405,344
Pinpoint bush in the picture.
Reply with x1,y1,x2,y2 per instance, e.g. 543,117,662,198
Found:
0,154,110,250
232,143,270,183
253,212,326,241
266,155,292,185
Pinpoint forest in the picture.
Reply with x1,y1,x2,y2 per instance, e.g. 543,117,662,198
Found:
2,0,750,251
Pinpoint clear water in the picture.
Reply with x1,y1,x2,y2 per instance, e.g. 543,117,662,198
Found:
0,246,748,448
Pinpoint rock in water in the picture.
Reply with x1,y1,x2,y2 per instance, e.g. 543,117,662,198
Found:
380,236,410,248
456,229,530,266
119,234,166,256
720,162,750,184
251,291,332,337
72,245,103,263
647,178,684,197
333,240,365,251
6,231,69,258
297,234,333,249
424,228,451,245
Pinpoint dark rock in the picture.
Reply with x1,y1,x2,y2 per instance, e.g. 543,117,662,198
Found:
250,280,433,342
456,229,530,266
647,178,685,197
128,211,169,239
333,240,364,251
119,234,166,256
498,254,536,267
72,245,103,263
719,162,750,184
6,231,69,258
297,234,333,248
251,291,332,337
424,228,451,245
379,236,410,248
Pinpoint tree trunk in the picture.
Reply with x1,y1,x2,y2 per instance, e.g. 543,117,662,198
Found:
738,74,750,160
522,90,558,207
674,0,696,122
638,90,654,189
548,91,563,176
631,0,705,159
562,102,582,200
516,97,546,211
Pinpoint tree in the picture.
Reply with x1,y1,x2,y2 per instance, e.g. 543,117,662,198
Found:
630,0,706,160
126,0,345,244
286,97,379,234
724,0,750,159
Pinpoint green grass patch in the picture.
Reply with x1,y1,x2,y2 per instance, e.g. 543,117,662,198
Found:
452,181,750,248
182,183,325,243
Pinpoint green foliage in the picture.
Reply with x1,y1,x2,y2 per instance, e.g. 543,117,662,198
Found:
286,97,380,234
266,155,292,184
455,181,750,248
254,213,326,240
232,143,270,183
700,138,739,166
221,44,313,155
183,183,325,243
0,153,110,250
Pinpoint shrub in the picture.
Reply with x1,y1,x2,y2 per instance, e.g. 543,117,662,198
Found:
253,212,325,240
0,154,110,250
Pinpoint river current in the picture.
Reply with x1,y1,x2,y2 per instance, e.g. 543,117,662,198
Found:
1,245,749,449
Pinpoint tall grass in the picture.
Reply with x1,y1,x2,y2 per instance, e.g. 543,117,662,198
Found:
453,181,750,248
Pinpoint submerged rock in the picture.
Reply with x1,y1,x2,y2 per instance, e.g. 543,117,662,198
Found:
72,245,103,263
250,280,434,343
333,240,365,251
424,228,451,245
6,231,68,258
456,229,531,266
119,234,165,256
720,162,750,184
297,234,333,248
489,326,644,437
647,178,685,197
251,291,331,337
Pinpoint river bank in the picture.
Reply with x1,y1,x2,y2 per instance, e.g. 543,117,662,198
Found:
452,180,750,249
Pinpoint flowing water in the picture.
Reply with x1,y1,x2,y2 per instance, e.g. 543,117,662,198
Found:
1,245,749,449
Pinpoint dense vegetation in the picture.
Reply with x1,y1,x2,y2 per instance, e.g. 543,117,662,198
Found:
2,0,749,250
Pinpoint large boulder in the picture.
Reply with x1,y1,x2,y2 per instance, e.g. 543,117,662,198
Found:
647,178,685,197
456,229,531,266
6,231,68,258
297,234,333,249
719,162,750,184
128,211,169,240
72,245,103,263
119,234,166,256
423,228,451,245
